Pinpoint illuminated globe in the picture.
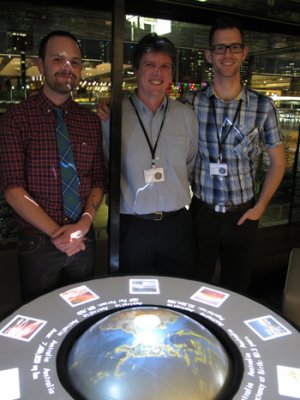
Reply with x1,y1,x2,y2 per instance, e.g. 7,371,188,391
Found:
67,307,232,399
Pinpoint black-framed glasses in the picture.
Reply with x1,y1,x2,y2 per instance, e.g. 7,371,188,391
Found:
210,43,244,54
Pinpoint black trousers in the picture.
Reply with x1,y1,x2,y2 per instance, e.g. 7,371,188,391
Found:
189,196,259,294
119,208,196,278
17,226,96,301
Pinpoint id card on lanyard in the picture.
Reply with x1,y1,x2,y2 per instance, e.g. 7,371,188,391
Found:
129,95,169,184
209,97,242,176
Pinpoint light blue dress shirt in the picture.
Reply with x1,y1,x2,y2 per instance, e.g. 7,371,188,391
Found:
102,91,198,214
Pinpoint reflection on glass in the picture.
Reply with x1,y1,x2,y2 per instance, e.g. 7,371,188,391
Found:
1,5,300,232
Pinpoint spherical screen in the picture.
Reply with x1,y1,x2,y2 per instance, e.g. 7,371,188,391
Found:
66,306,232,400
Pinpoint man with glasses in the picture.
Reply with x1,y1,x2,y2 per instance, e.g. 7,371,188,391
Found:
181,15,286,293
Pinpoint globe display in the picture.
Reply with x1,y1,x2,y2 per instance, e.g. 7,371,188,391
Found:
67,307,232,400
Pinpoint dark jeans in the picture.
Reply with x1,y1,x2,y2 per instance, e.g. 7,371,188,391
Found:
17,227,96,301
189,196,259,294
120,208,196,278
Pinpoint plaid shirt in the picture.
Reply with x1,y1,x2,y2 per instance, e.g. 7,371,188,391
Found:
0,90,107,228
181,85,283,206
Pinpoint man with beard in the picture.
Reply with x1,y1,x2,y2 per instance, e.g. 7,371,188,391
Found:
0,31,107,301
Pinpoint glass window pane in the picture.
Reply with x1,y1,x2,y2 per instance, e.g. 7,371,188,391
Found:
1,3,300,239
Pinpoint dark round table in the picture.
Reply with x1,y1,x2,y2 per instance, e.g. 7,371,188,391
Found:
0,275,299,399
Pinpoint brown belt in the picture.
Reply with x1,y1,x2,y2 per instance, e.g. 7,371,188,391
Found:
121,208,185,221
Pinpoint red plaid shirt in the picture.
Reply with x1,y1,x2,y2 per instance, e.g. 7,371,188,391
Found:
0,90,107,228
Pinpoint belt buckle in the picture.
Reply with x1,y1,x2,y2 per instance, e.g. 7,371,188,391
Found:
154,211,163,221
215,204,227,213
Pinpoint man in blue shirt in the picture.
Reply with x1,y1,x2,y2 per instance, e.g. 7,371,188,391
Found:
101,33,198,276
181,16,286,293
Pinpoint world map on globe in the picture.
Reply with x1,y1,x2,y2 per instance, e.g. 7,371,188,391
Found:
67,306,231,400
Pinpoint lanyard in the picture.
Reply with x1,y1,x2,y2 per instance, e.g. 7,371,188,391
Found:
129,95,169,167
211,97,242,160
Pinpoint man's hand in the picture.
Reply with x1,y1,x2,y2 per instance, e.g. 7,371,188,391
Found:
237,203,265,225
96,98,110,121
51,216,91,256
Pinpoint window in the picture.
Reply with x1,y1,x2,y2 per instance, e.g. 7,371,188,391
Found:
1,1,300,250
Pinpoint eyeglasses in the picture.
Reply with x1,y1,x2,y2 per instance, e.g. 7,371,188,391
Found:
210,43,244,54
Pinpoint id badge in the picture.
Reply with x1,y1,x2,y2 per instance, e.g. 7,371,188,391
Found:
210,162,228,176
144,167,165,183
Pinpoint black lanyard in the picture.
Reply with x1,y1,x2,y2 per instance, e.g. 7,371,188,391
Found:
211,97,242,160
129,95,169,167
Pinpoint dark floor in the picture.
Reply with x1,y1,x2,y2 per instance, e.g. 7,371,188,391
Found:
1,222,299,320
248,223,300,313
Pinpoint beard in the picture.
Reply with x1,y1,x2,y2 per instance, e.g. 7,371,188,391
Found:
46,72,79,94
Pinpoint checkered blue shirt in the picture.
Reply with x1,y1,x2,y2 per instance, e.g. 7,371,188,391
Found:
180,85,283,206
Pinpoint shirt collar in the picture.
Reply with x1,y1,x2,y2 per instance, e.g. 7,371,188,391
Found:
205,83,247,103
130,90,168,114
36,89,73,114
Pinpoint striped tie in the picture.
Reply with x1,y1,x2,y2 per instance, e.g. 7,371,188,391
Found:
54,107,81,221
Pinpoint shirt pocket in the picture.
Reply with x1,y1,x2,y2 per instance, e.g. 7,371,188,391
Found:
73,141,96,175
165,135,190,166
233,126,262,160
